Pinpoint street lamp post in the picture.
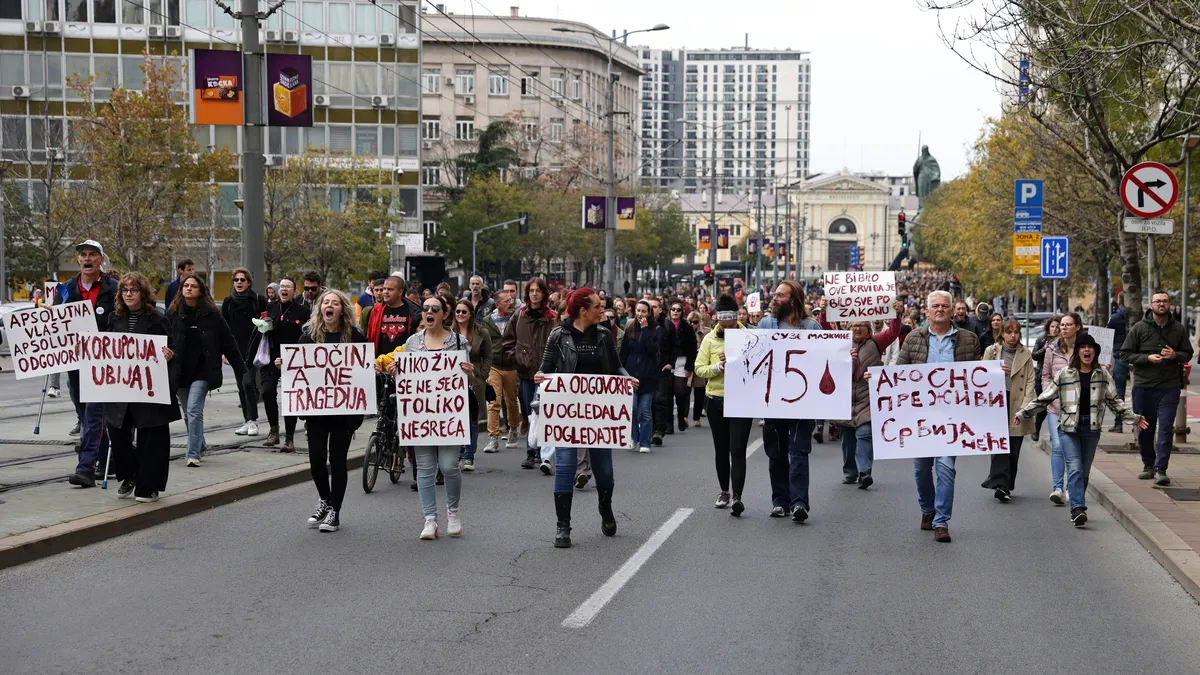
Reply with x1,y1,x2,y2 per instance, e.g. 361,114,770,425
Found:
553,22,669,297
677,117,750,295
0,158,11,304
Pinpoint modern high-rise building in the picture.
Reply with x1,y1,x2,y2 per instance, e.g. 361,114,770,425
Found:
637,46,811,195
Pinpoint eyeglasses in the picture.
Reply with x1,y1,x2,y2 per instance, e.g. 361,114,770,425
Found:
233,277,248,283
455,309,470,315
689,320,701,326
422,305,443,313
120,288,140,295
1151,299,1169,304
304,286,319,292
670,307,682,312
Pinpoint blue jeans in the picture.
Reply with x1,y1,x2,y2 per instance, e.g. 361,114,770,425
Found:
415,445,461,517
840,425,858,479
1132,386,1182,470
838,423,874,478
1047,412,1066,491
178,380,210,460
913,456,956,528
764,418,814,511
554,447,613,493
519,377,538,454
1060,421,1100,511
463,412,480,461
632,391,655,448
75,402,109,475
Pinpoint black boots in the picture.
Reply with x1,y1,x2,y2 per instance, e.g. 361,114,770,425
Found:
554,492,573,548
598,488,616,537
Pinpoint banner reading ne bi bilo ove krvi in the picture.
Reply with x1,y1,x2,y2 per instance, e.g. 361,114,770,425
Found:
78,333,171,404
823,271,897,322
266,53,313,128
191,48,243,126
537,374,636,449
3,301,97,379
393,351,470,445
279,343,377,416
868,361,1010,460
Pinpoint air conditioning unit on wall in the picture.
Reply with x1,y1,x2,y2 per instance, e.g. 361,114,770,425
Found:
165,25,183,39
12,85,31,98
314,94,330,107
283,30,299,43
148,25,165,39
265,29,282,42
379,33,396,46
372,95,391,108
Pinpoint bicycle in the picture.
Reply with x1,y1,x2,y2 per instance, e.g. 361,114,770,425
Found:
363,374,404,493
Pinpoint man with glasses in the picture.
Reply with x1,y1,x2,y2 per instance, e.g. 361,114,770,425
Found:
222,267,267,437
1120,291,1194,486
300,270,323,308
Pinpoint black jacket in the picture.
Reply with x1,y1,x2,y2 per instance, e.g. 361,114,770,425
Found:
168,304,247,390
663,318,697,372
63,274,118,330
619,323,669,386
221,289,267,357
103,311,183,429
539,323,629,377
245,300,312,369
1107,306,1128,350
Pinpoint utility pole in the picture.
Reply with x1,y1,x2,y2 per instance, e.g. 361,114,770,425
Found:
772,188,779,285
0,159,9,304
709,134,718,296
784,104,791,282
755,177,764,290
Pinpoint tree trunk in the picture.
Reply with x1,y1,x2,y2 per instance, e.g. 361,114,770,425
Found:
1095,253,1111,326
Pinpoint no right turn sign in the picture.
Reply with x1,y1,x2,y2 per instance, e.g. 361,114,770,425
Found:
1120,162,1178,218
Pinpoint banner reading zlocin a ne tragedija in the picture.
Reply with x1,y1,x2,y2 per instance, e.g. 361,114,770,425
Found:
279,343,377,416
823,271,897,322
868,361,1010,460
538,374,636,449
723,329,853,420
78,333,171,404
393,350,470,445
3,301,97,379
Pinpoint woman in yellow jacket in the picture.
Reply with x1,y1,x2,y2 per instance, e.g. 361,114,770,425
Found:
694,295,752,516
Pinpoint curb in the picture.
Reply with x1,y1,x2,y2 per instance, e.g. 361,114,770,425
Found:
0,451,364,571
1035,438,1200,602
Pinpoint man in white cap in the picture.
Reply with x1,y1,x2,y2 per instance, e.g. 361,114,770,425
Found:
63,240,119,488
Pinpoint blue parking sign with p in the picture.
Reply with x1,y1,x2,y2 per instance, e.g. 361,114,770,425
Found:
1015,179,1044,208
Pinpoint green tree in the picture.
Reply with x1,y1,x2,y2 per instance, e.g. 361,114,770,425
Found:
430,174,528,275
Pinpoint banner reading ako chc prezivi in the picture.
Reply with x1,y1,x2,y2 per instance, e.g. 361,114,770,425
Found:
538,374,636,449
393,351,470,445
280,343,377,416
78,333,170,404
3,301,97,379
823,271,897,322
868,361,1010,460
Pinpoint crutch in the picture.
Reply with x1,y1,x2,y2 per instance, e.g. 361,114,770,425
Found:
33,375,49,435
100,439,113,490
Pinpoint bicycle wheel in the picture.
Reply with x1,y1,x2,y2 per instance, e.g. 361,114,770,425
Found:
362,432,380,493
389,438,403,483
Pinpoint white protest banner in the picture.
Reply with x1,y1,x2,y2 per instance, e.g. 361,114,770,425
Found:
78,333,171,404
3,301,98,379
746,292,762,313
723,328,853,419
1086,326,1116,368
393,350,470,445
280,343,377,416
538,374,636,449
823,271,897,322
868,361,1010,460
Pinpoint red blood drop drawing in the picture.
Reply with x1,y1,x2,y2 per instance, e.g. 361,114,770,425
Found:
819,361,836,395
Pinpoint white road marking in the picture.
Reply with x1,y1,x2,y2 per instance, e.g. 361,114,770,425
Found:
562,507,695,628
747,437,764,458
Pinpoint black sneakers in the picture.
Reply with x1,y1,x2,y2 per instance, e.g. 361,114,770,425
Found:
1071,507,1088,527
1137,466,1155,480
791,506,809,523
307,500,330,527
117,479,135,499
319,509,340,532
842,475,859,485
651,433,664,446
68,471,96,488
994,487,1010,502
858,474,874,490
521,455,536,470
730,498,745,517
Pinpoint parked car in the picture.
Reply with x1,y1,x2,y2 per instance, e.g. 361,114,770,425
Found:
0,302,35,357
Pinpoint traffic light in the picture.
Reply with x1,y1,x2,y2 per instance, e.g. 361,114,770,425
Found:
897,211,908,248
518,211,529,235
703,264,714,282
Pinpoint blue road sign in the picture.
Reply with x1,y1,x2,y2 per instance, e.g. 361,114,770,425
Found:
1041,236,1069,279
1015,179,1044,208
1013,206,1043,233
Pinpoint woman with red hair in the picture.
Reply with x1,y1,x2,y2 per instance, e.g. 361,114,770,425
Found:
534,288,639,549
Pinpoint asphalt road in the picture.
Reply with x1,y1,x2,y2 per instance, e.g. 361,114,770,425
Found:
3,427,1199,675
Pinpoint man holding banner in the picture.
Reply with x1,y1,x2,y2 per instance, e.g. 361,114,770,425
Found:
893,290,982,543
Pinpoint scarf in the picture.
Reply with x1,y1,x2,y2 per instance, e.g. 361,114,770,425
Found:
226,287,256,314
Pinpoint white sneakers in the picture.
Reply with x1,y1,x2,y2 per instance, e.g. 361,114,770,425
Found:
420,516,439,540
447,508,463,537
134,492,159,503
186,457,201,467
639,446,651,454
483,437,500,453
506,430,519,449
234,421,260,436
47,386,60,398
1049,488,1065,505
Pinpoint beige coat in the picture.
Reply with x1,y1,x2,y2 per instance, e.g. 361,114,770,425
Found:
984,341,1035,436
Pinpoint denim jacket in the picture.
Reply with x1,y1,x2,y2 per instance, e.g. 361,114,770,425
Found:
1016,366,1139,433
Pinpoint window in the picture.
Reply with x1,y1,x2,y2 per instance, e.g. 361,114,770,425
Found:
94,0,116,22
301,1,321,30
65,0,86,21
355,2,376,32
421,118,440,141
398,2,417,32
520,75,536,97
354,63,377,95
422,68,439,94
549,118,563,143
355,127,378,156
550,77,563,98
328,2,350,32
488,71,508,96
569,79,581,99
523,121,538,142
126,0,147,22
455,68,474,96
422,166,440,186
455,118,474,141
329,126,352,153
0,54,22,87
2,117,26,159
423,220,438,238
457,167,467,185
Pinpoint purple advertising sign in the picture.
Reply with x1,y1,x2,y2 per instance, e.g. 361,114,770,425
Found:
616,196,635,230
266,53,313,127
717,228,730,249
582,195,606,229
191,49,243,126
749,238,770,256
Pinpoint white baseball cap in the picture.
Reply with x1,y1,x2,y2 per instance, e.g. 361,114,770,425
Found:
75,240,107,259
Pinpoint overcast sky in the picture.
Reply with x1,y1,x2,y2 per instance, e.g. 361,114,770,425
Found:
441,0,1001,179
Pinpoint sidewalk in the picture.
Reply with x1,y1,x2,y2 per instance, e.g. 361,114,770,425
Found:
1036,395,1200,601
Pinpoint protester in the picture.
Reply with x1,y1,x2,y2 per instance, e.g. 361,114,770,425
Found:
361,274,421,355
168,274,246,468
246,277,311,450
1042,312,1081,504
841,300,904,491
301,271,323,308
981,319,1035,502
620,300,669,453
221,267,267,438
452,299,492,471
265,282,279,303
503,279,524,311
1120,291,1194,486
1107,295,1130,432
1018,334,1147,526
280,290,367,533
694,295,751,515
480,289,521,453
106,272,180,502
979,312,1003,352
358,271,387,313
757,281,822,520
534,288,635,548
163,259,193,308
65,240,118,488
1030,316,1061,442
462,275,495,320
687,310,709,427
645,297,678,445
952,299,985,337
502,278,557,471
664,300,698,433
895,290,981,543
401,294,473,539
